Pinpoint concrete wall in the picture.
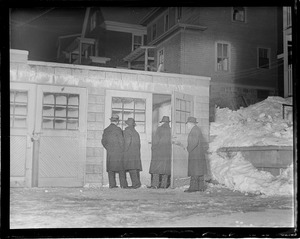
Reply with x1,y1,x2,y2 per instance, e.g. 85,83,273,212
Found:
10,49,210,187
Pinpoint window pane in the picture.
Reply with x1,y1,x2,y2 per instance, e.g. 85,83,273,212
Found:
181,123,186,134
176,123,181,134
124,110,134,120
55,119,66,129
44,93,55,104
10,91,15,102
15,91,27,103
176,99,180,110
135,122,145,133
14,117,26,128
175,111,180,121
135,99,146,109
112,97,123,108
223,44,228,57
14,105,27,115
135,111,145,121
43,106,55,117
43,118,54,129
68,107,79,118
180,111,185,122
10,104,14,115
123,98,134,109
217,43,222,57
67,119,79,130
186,101,191,112
180,100,185,111
112,110,123,120
68,95,79,105
56,94,67,105
55,106,67,117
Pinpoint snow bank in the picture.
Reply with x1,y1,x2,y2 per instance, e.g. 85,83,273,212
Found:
208,96,294,196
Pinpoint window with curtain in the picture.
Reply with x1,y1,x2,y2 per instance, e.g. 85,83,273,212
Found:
216,43,230,71
232,7,246,22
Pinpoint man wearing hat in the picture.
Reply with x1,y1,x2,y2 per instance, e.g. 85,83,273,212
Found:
123,118,143,189
149,116,172,189
185,116,208,192
101,115,128,189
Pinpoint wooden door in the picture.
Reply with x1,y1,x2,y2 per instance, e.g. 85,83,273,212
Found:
35,85,87,187
10,83,36,187
171,91,194,188
104,90,152,186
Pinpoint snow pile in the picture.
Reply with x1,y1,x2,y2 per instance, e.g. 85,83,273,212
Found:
208,96,294,196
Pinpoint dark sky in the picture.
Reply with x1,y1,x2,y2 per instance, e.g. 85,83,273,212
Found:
10,8,86,62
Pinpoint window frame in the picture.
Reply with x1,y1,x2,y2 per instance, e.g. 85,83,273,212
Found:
232,7,247,23
157,48,165,71
132,34,144,51
257,47,271,69
90,11,97,31
215,41,231,72
10,90,28,128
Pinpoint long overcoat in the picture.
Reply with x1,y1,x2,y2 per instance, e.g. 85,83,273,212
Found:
123,126,142,171
187,125,207,176
149,123,171,175
101,123,125,172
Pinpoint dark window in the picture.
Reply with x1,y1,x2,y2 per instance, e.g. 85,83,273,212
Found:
177,7,182,20
152,24,157,40
164,14,169,31
175,99,191,134
217,43,229,71
258,48,270,69
233,7,245,22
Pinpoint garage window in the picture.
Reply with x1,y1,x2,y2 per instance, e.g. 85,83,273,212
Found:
112,97,146,133
10,90,28,128
175,98,191,134
42,93,80,130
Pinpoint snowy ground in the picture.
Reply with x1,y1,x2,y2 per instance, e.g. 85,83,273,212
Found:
208,96,294,196
10,185,294,229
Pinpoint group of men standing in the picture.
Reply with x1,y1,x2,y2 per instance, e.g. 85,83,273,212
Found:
101,114,207,193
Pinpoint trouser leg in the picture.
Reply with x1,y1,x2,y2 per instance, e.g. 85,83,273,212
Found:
151,173,160,188
198,175,205,191
119,170,128,188
129,170,141,188
108,171,117,188
160,174,169,188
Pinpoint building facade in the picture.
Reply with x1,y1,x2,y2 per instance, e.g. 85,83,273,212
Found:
10,49,210,188
125,7,279,119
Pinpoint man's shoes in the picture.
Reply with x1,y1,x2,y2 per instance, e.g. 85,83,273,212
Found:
121,186,131,189
147,185,158,189
184,189,197,193
129,184,141,189
109,186,119,189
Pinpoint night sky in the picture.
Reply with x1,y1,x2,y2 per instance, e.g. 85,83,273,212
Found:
10,8,86,62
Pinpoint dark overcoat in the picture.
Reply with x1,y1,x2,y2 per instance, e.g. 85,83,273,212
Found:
123,126,142,171
149,123,171,175
187,125,207,176
101,123,125,172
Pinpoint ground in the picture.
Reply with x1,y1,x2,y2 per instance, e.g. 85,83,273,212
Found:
10,184,294,229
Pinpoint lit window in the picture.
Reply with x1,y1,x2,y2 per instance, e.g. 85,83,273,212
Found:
112,97,146,133
10,90,28,128
216,43,230,71
233,7,246,22
42,93,80,130
132,35,143,51
258,48,270,69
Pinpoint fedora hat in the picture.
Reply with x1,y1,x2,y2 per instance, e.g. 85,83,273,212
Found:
110,114,120,122
186,116,198,124
125,118,136,126
160,116,171,123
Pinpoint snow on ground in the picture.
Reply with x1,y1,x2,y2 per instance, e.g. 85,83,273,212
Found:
208,96,294,196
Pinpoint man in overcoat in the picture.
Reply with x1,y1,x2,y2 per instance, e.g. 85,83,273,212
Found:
123,118,142,189
101,115,128,189
149,116,172,189
185,116,207,192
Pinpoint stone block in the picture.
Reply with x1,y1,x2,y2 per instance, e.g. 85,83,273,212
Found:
86,157,102,165
95,130,102,139
55,67,72,76
88,87,105,95
86,147,94,157
87,122,104,131
87,130,95,139
153,75,168,84
94,147,104,157
88,70,106,80
88,104,104,113
86,139,102,147
88,94,97,104
105,72,122,81
96,95,105,104
88,112,96,122
85,173,102,183
72,69,89,77
95,113,104,122
35,72,54,84
122,72,138,82
138,74,153,83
